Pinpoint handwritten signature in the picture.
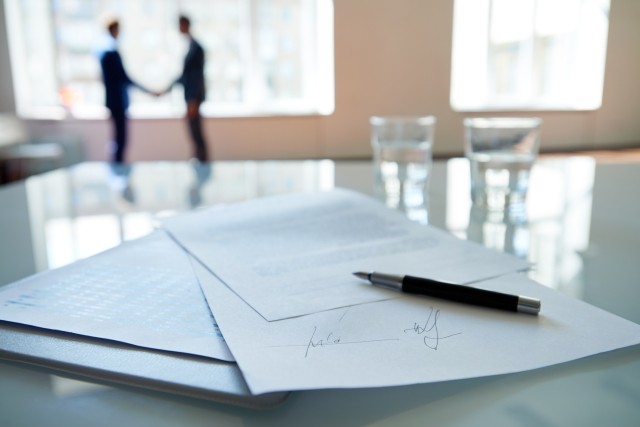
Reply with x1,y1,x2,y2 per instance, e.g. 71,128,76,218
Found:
404,307,461,350
305,327,341,357
270,307,460,358
303,326,399,358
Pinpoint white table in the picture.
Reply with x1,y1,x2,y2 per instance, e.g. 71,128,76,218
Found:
1,158,639,426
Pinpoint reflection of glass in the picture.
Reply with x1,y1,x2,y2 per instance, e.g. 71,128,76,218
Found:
445,156,595,296
467,203,529,259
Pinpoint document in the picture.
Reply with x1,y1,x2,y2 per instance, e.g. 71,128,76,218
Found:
163,189,529,321
0,231,233,361
192,261,640,394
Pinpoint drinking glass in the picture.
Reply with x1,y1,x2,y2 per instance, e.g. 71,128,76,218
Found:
371,115,436,223
464,117,541,212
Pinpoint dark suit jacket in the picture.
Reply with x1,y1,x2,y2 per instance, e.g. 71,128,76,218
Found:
175,37,206,102
100,48,149,113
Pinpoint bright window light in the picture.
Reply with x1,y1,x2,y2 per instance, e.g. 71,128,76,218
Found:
5,0,334,119
451,0,610,111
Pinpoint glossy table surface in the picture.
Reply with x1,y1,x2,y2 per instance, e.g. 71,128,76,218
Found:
1,157,639,427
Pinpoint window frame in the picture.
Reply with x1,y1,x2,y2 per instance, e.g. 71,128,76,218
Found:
450,0,610,112
5,0,335,120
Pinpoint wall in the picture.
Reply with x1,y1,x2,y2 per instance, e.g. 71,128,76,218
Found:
7,0,640,161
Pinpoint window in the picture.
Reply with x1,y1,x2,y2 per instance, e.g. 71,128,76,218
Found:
451,0,610,111
5,0,334,119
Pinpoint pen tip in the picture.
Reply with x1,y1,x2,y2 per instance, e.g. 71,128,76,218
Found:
353,272,370,281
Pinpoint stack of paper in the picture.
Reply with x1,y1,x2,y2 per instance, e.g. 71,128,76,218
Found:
0,231,233,361
1,188,639,397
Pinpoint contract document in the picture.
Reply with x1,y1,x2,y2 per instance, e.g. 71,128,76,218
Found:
163,189,530,321
192,261,640,394
167,189,639,394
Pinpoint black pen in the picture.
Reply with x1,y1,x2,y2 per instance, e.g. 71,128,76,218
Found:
354,271,540,315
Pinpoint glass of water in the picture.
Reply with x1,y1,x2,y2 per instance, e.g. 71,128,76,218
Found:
370,115,436,223
464,117,542,212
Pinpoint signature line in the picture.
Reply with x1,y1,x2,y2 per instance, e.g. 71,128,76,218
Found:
267,338,399,349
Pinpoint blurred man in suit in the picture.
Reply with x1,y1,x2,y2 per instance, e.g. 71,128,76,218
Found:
164,15,209,162
99,19,154,163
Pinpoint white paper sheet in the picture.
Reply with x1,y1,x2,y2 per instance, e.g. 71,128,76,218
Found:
163,189,529,321
0,231,234,361
192,261,640,394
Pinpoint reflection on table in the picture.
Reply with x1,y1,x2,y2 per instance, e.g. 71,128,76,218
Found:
0,158,616,292
0,156,639,427
1,157,604,304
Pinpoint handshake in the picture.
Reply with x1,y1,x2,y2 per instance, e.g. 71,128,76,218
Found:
152,88,170,97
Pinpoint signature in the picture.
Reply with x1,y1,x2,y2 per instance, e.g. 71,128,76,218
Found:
305,326,341,357
404,307,461,350
301,326,399,358
270,307,460,358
